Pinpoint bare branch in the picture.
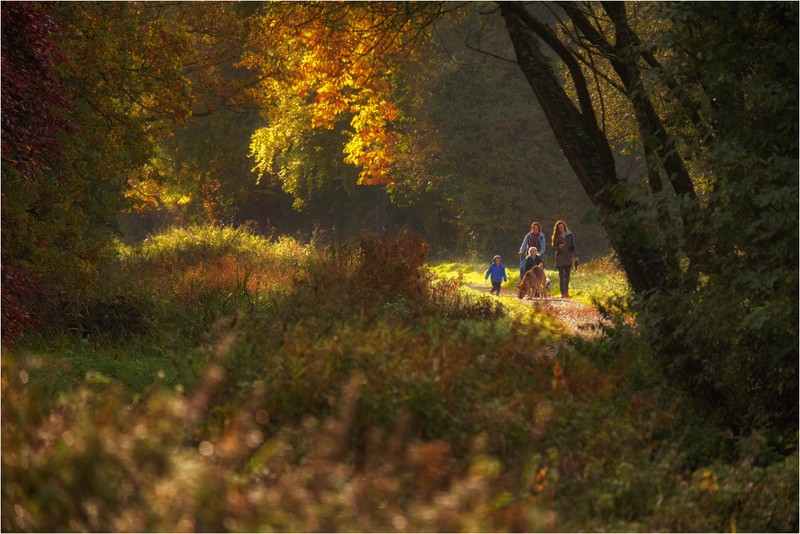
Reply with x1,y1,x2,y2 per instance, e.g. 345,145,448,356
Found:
463,41,518,64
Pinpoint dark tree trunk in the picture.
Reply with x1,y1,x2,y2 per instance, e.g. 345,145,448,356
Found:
499,2,667,295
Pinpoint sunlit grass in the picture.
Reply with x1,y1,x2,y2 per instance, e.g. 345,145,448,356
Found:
117,224,305,262
432,261,585,340
116,225,308,296
429,259,542,291
429,261,485,284
429,254,630,307
569,254,631,306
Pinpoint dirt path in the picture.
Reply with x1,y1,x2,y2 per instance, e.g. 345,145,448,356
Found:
467,284,609,338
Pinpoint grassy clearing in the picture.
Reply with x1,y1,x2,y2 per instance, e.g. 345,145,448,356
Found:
20,333,206,396
3,226,796,532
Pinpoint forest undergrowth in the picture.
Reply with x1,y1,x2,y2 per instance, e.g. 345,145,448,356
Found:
3,226,797,532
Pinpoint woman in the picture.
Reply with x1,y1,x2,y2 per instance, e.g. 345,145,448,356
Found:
551,220,578,298
518,221,546,280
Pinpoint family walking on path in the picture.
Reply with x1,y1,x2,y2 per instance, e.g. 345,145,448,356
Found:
486,219,578,299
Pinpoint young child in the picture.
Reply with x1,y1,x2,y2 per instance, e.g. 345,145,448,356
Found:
523,246,543,273
523,247,550,298
485,254,507,296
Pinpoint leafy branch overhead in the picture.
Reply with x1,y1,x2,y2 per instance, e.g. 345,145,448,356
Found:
244,3,445,188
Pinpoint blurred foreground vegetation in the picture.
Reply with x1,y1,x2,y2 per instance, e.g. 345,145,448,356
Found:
3,226,797,532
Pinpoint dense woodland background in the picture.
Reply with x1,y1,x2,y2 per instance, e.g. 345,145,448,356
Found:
2,2,798,531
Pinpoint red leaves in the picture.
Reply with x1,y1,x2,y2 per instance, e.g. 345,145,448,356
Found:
1,2,75,181
1,266,40,347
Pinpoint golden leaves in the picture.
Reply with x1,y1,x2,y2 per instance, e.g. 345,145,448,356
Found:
244,4,421,187
697,469,719,493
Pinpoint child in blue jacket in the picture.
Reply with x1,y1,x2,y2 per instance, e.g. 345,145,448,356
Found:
484,254,507,296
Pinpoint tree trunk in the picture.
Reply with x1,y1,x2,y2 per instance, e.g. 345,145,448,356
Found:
600,2,696,200
499,2,667,295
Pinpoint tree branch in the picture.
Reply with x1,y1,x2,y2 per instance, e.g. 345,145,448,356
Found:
499,2,602,134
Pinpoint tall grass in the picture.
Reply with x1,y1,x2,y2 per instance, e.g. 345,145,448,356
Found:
3,225,796,532
570,254,631,305
117,225,307,294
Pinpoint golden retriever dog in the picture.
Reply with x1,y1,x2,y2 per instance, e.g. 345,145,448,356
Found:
517,265,548,300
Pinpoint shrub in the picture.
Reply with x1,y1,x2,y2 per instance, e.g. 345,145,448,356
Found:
1,265,39,346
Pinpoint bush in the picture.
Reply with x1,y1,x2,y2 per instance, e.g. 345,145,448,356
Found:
1,265,40,346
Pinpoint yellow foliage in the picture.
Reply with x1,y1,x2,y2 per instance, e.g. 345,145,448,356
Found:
124,167,164,213
243,4,423,187
551,360,564,391
698,469,719,493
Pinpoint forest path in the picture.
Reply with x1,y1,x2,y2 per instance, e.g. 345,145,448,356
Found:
466,283,610,339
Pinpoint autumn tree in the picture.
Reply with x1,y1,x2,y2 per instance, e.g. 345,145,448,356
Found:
2,2,269,279
241,3,609,255
2,2,189,286
121,2,272,224
1,2,76,344
1,2,74,182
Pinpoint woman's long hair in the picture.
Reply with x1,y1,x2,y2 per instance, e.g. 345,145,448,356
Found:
551,220,569,247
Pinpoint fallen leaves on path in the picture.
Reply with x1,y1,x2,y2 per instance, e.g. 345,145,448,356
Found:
526,298,610,338
467,284,610,338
